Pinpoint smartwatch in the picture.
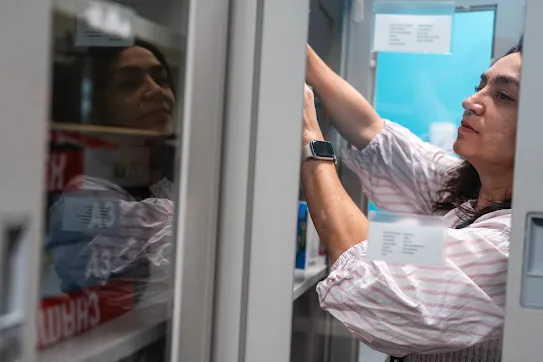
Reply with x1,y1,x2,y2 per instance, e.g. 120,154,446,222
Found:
302,140,336,164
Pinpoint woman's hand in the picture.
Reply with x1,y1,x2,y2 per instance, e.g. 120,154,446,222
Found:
302,84,324,146
301,82,368,264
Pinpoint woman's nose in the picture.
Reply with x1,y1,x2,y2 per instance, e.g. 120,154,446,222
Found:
143,76,164,101
462,95,484,116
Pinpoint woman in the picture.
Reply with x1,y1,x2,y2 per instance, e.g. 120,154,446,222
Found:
302,37,523,361
89,39,176,132
47,40,177,307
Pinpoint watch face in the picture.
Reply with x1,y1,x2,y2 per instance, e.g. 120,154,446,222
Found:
311,140,335,158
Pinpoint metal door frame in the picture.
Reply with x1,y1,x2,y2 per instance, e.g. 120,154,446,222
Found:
212,0,310,361
168,0,230,360
503,0,540,359
0,1,52,361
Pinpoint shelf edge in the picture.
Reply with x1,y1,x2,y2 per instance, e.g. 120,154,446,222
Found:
38,302,170,362
292,264,328,301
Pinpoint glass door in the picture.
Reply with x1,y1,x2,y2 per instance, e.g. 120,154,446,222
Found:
335,0,525,361
368,6,496,213
290,2,361,362
33,0,228,361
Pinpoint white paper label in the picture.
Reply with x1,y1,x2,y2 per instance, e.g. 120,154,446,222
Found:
84,147,150,187
367,221,445,266
62,193,120,234
75,0,135,47
373,14,452,54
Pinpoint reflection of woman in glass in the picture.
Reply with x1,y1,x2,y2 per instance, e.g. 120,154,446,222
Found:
90,39,176,132
46,40,177,318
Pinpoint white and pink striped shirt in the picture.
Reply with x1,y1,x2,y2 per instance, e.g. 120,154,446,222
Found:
316,121,510,362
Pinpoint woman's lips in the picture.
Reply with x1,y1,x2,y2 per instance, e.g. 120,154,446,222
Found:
143,108,171,118
459,121,478,134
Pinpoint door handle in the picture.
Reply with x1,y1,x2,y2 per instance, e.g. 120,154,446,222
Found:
0,216,29,362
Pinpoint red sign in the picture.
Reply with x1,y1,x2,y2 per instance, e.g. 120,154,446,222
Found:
37,282,135,349
47,150,84,192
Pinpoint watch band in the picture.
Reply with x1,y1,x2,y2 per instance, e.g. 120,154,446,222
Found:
302,142,313,162
302,140,336,163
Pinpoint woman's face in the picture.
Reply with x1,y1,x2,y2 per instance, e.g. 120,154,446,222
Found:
454,53,522,172
102,46,175,131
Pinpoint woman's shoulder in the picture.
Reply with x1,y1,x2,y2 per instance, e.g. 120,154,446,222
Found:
447,204,511,224
471,208,512,223
445,205,511,248
343,119,461,167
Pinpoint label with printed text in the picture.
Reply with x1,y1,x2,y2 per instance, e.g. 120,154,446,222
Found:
367,221,445,266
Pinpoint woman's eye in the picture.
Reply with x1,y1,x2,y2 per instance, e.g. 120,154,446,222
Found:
474,85,483,92
118,79,140,89
497,92,513,101
153,75,168,86
156,78,167,86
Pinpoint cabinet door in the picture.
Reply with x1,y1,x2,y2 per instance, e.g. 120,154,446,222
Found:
339,0,525,361
0,1,52,361
36,0,228,361
502,0,543,359
212,0,310,361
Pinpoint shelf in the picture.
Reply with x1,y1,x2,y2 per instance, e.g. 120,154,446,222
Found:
38,302,169,362
292,316,352,338
50,122,174,138
293,264,328,301
54,0,186,53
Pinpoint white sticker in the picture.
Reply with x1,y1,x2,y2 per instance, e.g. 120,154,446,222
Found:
85,245,112,279
373,13,452,54
75,0,135,47
84,147,150,187
61,192,120,234
367,219,446,266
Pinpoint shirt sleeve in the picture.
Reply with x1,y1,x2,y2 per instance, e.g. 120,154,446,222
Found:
316,212,510,357
342,120,459,215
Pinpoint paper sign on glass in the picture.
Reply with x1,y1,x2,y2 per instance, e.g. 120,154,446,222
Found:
367,212,446,266
61,190,121,235
75,0,135,47
373,14,452,54
372,1,454,54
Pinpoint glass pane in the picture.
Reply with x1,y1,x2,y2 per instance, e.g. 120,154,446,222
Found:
369,8,496,212
291,288,359,362
38,1,187,361
303,1,525,361
292,2,359,362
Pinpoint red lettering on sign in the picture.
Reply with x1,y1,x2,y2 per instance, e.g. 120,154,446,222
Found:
37,282,135,349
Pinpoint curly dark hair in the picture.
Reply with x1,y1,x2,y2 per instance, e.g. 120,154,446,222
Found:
432,35,523,228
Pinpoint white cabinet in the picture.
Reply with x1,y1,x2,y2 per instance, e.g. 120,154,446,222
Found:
3,0,538,361
0,0,228,361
